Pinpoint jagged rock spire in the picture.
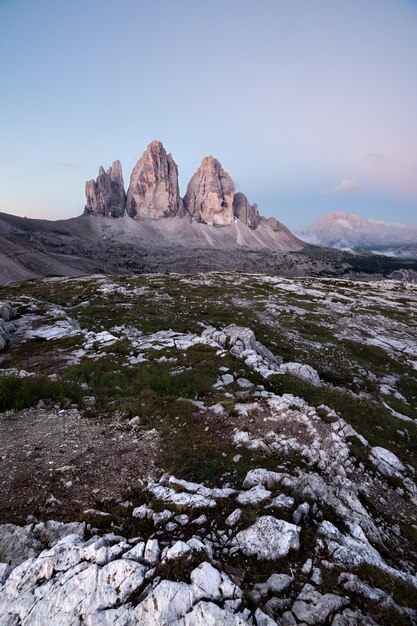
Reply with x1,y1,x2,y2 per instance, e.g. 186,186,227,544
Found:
126,140,184,219
232,192,261,230
84,161,126,217
183,156,235,226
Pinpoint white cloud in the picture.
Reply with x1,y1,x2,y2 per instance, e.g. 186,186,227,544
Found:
334,178,357,194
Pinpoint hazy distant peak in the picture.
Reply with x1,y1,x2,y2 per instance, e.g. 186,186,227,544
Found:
306,211,417,248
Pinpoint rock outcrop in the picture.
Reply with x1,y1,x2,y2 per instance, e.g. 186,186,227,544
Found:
84,160,126,217
126,140,183,219
261,216,292,233
0,301,17,350
80,140,304,255
233,192,261,229
183,156,235,225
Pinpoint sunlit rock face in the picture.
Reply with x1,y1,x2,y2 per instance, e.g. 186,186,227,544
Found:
126,140,184,220
183,155,235,226
84,160,126,217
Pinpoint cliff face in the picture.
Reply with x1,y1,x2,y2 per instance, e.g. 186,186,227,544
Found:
126,141,184,220
82,141,301,250
84,161,126,217
183,156,235,226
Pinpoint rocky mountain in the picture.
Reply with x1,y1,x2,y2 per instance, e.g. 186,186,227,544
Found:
3,144,417,284
126,140,184,219
84,160,126,217
306,211,417,249
85,140,300,239
183,155,236,225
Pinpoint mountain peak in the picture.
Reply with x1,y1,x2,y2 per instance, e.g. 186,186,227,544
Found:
183,155,235,226
126,141,183,220
84,161,126,218
307,211,417,247
82,141,299,244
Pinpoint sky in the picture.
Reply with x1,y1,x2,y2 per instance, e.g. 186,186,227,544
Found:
0,0,416,231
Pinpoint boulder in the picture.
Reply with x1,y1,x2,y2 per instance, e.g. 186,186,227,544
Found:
237,485,272,506
126,140,183,219
279,362,321,387
84,160,126,217
236,516,300,560
184,156,235,225
369,446,405,478
291,583,348,625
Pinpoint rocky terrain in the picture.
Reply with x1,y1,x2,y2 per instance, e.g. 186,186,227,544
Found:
0,272,416,625
306,212,417,250
2,208,417,286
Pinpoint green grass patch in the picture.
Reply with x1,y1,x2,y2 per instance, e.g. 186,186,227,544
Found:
0,374,82,412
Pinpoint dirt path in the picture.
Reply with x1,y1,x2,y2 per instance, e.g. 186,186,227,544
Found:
0,407,158,524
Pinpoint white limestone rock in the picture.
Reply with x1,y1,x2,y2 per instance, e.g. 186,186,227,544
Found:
242,469,283,489
132,503,154,519
269,494,295,510
190,562,242,602
254,607,279,626
252,573,293,600
319,520,417,588
369,446,405,478
143,539,159,565
146,483,216,508
121,541,145,563
134,579,198,624
279,362,321,387
225,509,243,527
164,541,191,561
236,516,300,560
176,600,250,625
237,485,272,506
291,583,348,625
0,521,84,568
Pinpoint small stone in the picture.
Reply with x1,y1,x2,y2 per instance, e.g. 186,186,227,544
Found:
165,541,191,561
293,502,310,524
269,494,295,509
225,509,242,527
143,539,159,565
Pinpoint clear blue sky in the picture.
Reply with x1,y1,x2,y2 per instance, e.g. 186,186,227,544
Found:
1,0,416,230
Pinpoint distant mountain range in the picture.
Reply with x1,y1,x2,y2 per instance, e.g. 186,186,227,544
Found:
305,211,417,250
